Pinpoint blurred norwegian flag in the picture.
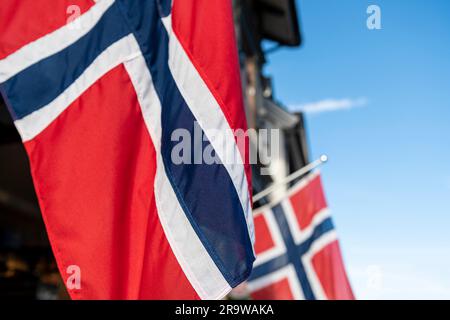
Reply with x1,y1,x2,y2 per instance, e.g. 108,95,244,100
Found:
248,172,354,300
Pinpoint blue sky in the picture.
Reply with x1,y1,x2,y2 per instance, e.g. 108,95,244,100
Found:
264,0,450,299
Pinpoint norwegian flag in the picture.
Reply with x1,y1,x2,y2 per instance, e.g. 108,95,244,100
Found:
0,0,254,299
248,172,354,300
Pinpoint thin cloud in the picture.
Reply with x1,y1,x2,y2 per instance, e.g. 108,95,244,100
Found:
289,97,368,114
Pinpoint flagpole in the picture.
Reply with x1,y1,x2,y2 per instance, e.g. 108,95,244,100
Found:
252,155,328,204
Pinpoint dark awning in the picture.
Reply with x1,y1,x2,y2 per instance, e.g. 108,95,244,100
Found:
254,0,301,46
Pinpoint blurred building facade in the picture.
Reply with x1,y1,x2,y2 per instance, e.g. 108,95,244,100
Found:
233,0,309,204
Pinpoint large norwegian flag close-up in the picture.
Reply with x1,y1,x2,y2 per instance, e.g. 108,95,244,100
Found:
0,0,255,299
